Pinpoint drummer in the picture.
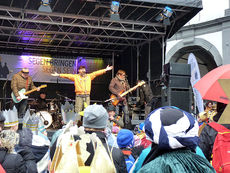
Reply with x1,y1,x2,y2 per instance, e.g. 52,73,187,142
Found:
35,91,48,112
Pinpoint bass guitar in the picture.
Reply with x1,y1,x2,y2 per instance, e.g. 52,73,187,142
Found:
105,81,145,106
11,84,47,103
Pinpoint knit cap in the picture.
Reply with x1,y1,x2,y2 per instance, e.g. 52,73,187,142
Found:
117,129,134,148
83,104,108,129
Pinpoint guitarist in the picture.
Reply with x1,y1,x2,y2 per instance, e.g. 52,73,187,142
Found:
109,70,130,128
11,68,40,118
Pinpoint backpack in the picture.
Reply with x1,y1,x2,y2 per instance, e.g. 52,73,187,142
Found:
122,150,135,173
0,164,6,173
208,122,230,173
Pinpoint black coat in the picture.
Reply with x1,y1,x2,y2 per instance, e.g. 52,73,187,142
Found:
139,83,153,105
0,147,37,173
199,123,230,161
50,131,127,173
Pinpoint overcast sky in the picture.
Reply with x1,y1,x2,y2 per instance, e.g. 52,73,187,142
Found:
187,0,229,25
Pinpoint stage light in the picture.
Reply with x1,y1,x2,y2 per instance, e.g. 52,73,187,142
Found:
155,6,173,25
110,1,120,21
38,0,52,13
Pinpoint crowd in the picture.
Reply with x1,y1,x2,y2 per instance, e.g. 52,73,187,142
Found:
1,99,229,173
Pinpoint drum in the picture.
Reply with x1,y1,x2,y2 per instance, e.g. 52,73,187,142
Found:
36,111,53,128
48,102,59,113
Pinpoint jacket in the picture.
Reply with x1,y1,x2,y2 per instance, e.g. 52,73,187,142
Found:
0,147,37,173
60,69,106,95
199,123,230,161
50,131,127,173
139,83,153,105
11,71,36,97
138,149,215,173
109,77,130,104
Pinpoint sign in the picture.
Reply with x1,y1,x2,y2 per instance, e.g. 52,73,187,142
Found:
0,54,107,83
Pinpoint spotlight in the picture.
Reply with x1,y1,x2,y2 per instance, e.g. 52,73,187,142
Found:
110,1,120,21
155,6,173,25
38,0,52,13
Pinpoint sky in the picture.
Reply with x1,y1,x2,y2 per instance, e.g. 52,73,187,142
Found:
187,0,229,25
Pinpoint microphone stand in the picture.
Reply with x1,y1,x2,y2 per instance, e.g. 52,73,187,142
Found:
2,72,12,110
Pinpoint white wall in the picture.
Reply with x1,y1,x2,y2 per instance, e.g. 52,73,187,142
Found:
186,0,229,25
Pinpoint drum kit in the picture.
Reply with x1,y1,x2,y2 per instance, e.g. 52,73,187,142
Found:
29,96,72,129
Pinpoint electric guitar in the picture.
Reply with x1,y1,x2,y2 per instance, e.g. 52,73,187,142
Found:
11,85,47,103
105,81,146,106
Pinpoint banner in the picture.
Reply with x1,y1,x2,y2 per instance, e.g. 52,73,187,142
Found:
0,54,108,83
188,53,204,113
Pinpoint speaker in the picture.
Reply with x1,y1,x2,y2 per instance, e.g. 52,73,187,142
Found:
164,63,191,76
168,75,191,89
161,87,192,112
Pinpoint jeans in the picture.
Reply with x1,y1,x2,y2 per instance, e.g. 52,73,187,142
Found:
116,104,129,127
15,99,28,118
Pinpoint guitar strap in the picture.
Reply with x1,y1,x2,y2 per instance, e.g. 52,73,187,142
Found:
25,78,29,91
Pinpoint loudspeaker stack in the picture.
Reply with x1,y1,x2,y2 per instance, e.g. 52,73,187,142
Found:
161,63,192,112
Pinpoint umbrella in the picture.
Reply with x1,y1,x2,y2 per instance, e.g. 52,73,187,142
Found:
194,64,230,104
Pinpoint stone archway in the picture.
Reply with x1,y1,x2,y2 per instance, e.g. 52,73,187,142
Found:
166,38,223,72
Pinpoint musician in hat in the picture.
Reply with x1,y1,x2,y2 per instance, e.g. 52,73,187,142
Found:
11,68,40,118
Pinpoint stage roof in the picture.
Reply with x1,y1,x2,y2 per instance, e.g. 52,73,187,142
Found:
0,0,202,55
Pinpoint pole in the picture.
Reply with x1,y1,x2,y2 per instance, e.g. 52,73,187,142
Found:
148,41,151,84
112,52,115,78
162,35,165,75
137,45,140,97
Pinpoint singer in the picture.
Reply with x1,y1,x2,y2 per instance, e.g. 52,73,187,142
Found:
51,65,113,113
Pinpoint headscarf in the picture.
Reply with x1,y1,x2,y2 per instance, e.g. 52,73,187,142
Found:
143,106,199,165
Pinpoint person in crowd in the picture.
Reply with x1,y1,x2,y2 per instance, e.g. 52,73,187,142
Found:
0,129,37,173
204,101,217,120
199,102,228,162
137,106,215,173
0,113,5,132
2,107,19,132
50,104,127,173
116,129,143,173
19,127,50,173
51,65,113,113
109,70,130,128
107,104,124,132
11,68,40,118
134,122,151,149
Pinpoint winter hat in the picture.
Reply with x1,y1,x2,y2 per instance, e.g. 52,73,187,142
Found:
83,104,108,129
144,106,199,150
198,112,208,121
138,122,145,133
107,105,116,112
117,129,134,148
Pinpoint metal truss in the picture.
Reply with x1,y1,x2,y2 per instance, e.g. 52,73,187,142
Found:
0,0,192,55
